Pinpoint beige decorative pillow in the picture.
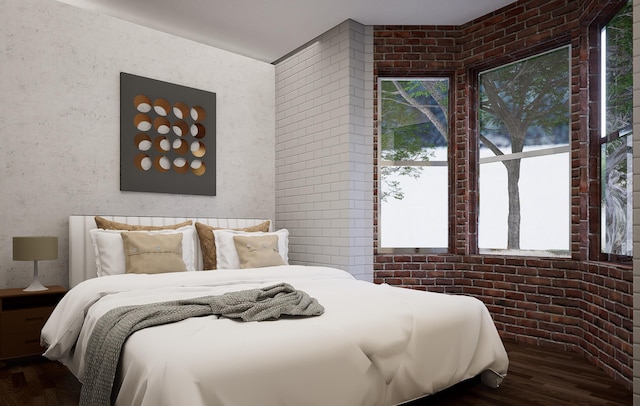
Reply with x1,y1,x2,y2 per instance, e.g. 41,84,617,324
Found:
95,216,192,231
121,232,187,274
195,220,270,270
233,234,285,269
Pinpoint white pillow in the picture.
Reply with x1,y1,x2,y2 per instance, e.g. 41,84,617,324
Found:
213,229,289,269
89,226,196,276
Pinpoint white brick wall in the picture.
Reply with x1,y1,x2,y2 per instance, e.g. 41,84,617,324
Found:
275,20,374,280
633,0,640,401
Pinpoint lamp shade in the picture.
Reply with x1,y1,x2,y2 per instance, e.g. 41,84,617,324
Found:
13,236,58,261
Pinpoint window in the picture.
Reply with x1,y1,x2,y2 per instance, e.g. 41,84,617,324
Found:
600,1,633,258
477,47,571,257
378,78,449,250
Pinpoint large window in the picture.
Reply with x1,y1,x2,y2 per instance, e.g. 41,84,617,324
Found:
478,46,571,256
600,1,632,259
378,78,449,250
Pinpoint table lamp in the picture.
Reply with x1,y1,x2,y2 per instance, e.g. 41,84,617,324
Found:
13,236,58,291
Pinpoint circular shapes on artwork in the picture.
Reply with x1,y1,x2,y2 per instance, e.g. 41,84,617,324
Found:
173,102,189,120
134,95,152,113
191,159,206,176
134,133,152,151
190,141,206,158
172,120,188,137
190,106,206,122
154,136,171,152
172,139,189,155
190,123,206,139
173,157,189,174
134,113,152,131
154,156,171,172
153,98,171,116
134,153,152,171
154,117,171,134
130,93,210,176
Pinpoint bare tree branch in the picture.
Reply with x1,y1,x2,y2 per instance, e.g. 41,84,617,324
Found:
392,80,449,142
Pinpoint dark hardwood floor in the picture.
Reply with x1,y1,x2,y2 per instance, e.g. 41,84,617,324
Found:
0,340,632,405
409,340,632,406
0,354,80,406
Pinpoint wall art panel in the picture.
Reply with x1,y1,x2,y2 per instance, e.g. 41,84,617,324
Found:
120,72,216,196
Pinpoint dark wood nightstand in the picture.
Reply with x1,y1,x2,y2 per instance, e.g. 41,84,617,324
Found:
0,286,66,360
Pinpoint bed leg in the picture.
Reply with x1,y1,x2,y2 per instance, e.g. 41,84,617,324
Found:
480,369,505,388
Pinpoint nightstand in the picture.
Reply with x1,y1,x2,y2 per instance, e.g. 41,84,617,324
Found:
0,286,66,359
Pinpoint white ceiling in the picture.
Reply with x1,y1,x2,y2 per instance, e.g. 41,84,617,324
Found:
58,0,517,63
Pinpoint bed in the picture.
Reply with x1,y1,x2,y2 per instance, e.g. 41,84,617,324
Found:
41,215,509,406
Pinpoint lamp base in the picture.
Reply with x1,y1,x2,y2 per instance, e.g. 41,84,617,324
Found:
24,277,48,292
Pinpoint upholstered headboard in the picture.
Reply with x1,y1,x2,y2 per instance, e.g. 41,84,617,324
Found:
68,215,271,288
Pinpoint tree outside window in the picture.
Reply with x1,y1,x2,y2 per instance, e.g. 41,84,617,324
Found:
601,1,633,258
378,78,449,250
478,46,571,256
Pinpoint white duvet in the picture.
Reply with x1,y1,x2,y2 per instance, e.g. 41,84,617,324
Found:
42,265,508,406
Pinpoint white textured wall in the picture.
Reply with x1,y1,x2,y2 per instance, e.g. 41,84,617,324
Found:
274,20,374,281
0,0,275,288
633,0,639,401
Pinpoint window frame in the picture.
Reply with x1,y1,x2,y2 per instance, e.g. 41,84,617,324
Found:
599,128,632,262
474,45,572,258
376,75,454,254
591,0,633,264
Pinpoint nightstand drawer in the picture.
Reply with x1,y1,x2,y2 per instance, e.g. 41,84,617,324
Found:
0,307,53,358
0,330,44,358
0,285,66,360
0,306,53,335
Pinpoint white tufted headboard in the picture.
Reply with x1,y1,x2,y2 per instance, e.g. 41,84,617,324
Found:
68,215,272,288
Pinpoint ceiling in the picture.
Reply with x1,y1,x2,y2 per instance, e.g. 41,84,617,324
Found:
58,0,517,63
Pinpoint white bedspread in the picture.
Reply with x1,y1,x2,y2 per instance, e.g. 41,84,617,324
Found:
41,265,509,406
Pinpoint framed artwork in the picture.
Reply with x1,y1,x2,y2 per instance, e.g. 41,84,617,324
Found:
120,72,216,196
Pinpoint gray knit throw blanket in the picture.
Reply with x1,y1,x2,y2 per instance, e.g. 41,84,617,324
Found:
79,283,324,406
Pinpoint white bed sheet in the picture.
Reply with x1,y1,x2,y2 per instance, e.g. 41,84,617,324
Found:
42,265,508,406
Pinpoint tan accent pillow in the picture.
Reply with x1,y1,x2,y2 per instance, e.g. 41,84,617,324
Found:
95,216,192,231
233,234,285,269
121,232,187,274
195,221,270,270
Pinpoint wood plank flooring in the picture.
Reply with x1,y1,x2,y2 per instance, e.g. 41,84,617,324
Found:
408,340,632,406
0,340,632,405
0,354,80,406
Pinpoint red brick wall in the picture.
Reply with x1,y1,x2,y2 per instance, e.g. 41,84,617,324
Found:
373,0,632,388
